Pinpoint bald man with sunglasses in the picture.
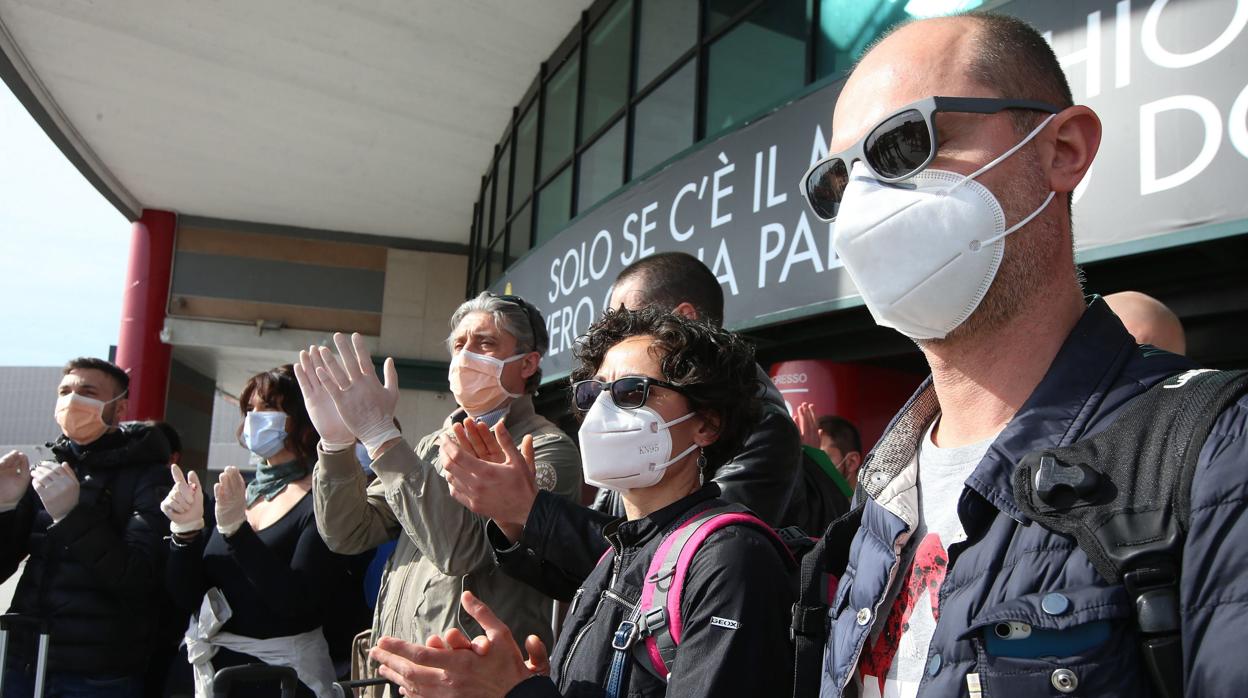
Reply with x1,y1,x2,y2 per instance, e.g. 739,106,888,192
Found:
797,12,1248,698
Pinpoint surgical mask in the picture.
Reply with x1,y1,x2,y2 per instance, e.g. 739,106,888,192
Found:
243,410,288,460
832,115,1057,340
577,392,698,492
448,350,524,416
54,392,123,445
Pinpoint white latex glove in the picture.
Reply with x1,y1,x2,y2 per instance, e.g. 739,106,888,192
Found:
295,347,354,449
214,466,248,537
160,464,205,534
32,462,80,523
0,451,32,512
314,333,402,456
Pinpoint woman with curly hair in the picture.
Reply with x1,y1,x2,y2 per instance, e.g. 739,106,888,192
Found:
159,365,356,697
369,308,796,698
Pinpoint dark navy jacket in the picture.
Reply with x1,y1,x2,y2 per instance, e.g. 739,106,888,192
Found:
821,299,1248,697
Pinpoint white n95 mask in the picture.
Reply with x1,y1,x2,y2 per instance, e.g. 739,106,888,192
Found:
832,114,1057,340
578,392,698,492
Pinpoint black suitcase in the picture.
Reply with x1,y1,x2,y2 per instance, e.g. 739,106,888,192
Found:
0,614,51,698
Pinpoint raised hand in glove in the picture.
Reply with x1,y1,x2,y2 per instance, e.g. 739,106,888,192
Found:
0,451,32,512
295,346,354,449
160,464,205,534
313,333,401,458
32,462,79,523
214,466,248,537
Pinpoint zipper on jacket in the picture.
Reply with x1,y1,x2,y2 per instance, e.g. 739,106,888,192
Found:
558,596,602,692
609,550,623,588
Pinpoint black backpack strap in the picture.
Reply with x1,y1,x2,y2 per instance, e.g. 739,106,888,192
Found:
791,504,863,698
1013,368,1248,698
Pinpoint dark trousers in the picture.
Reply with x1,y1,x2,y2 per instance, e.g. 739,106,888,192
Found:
3,665,143,698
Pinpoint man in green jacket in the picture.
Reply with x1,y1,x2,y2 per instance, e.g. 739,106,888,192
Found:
295,293,581,684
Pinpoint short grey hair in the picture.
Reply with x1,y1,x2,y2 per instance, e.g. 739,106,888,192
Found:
447,292,544,393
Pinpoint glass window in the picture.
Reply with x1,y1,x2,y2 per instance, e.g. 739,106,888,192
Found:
583,1,632,139
578,119,626,212
707,0,756,34
632,60,696,177
485,237,506,289
534,167,573,247
492,145,511,241
705,1,808,138
513,107,538,203
541,53,579,179
816,1,907,79
511,201,533,252
637,0,696,89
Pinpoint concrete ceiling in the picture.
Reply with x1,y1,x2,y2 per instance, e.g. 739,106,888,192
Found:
0,0,590,244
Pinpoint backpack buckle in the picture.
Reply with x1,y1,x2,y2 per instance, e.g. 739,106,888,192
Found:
1123,564,1180,635
790,603,828,640
777,526,815,555
639,608,667,638
1034,454,1102,505
612,620,639,651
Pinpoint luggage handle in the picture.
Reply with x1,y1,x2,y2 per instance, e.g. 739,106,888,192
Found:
212,664,300,698
332,677,401,697
0,614,52,698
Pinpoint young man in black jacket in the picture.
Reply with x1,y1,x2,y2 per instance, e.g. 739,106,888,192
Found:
0,357,172,696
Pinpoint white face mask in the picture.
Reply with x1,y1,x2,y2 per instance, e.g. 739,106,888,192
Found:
448,350,525,416
832,114,1057,340
577,391,698,492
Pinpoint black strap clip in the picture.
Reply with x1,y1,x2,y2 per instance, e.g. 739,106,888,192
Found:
1123,563,1183,698
1033,454,1102,505
790,603,828,641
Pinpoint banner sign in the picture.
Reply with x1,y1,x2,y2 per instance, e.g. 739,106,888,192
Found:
495,0,1248,378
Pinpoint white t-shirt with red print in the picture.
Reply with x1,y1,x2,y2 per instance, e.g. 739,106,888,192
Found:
856,419,996,698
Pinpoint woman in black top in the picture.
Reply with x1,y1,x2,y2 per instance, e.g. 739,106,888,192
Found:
365,308,797,697
161,365,353,697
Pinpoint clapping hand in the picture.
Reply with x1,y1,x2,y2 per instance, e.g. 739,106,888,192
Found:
0,451,31,512
214,466,248,536
160,464,205,534
442,419,537,542
295,346,355,447
370,591,546,697
32,462,79,523
310,333,401,456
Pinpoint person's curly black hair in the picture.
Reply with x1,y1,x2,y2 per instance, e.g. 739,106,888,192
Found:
571,307,761,479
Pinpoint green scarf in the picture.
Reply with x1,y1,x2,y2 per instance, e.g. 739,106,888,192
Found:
245,458,308,507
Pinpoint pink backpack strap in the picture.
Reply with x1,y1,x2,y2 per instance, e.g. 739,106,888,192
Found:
632,504,794,681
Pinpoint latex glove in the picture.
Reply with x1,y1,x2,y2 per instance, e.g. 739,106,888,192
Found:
314,333,401,456
0,450,32,512
214,466,248,537
295,346,354,449
160,464,205,534
32,462,80,523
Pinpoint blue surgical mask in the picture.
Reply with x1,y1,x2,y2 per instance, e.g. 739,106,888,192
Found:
243,411,288,460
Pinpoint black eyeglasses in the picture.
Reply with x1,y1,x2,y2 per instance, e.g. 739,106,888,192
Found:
572,376,688,412
799,96,1061,221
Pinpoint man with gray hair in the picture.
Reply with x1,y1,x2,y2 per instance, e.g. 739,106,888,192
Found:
304,292,580,690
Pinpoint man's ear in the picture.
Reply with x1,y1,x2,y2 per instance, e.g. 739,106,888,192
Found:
108,396,129,426
845,451,862,471
519,352,541,380
672,302,699,321
1044,105,1101,195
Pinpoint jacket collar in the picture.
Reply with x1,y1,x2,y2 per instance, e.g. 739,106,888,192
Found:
446,393,538,429
603,483,722,551
860,298,1147,525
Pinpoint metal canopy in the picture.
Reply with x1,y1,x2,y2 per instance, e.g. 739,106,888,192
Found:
0,0,589,244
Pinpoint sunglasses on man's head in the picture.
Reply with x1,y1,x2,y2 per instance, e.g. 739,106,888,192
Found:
799,96,1061,221
572,376,688,412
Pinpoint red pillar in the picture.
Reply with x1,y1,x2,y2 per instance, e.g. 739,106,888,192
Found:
115,209,176,421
